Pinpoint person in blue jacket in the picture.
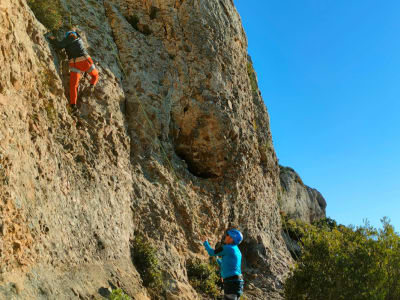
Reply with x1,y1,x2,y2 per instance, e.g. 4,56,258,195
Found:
203,229,244,300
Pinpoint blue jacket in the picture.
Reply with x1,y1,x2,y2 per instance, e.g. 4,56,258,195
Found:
203,241,242,279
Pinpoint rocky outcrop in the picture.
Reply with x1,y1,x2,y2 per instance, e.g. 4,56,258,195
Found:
279,166,327,223
0,0,292,299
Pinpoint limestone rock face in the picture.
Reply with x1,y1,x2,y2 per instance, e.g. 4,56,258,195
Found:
0,0,292,299
279,166,327,223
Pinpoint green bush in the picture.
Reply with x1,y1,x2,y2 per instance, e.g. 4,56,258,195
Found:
108,288,131,300
281,214,312,243
131,235,163,289
27,0,63,31
187,258,221,298
284,218,400,300
247,61,258,94
311,216,338,230
44,100,56,123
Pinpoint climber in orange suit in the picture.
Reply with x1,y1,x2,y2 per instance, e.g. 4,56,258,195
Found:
49,31,99,111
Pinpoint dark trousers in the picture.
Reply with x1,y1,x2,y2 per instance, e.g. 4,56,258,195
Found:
223,280,244,299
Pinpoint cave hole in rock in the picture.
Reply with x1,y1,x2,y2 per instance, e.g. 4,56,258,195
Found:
150,6,159,20
126,15,139,31
12,242,21,252
141,25,152,36
126,14,153,36
94,233,105,251
175,148,218,179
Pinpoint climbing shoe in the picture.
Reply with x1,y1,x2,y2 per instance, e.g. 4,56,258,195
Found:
68,104,78,116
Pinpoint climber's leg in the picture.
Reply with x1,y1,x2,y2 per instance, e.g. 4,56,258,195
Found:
69,71,81,105
223,280,243,300
88,67,99,86
86,57,99,86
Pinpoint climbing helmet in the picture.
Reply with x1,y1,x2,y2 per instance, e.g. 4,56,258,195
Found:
65,31,78,39
227,229,243,245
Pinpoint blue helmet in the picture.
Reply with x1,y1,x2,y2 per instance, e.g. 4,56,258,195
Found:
227,229,243,245
65,31,78,38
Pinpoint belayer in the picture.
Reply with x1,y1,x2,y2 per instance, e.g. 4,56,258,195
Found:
49,30,99,111
203,229,244,300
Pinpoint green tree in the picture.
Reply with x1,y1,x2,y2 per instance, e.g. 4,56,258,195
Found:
284,219,400,300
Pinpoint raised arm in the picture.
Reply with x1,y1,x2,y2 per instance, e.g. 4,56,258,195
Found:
49,36,71,49
203,241,226,257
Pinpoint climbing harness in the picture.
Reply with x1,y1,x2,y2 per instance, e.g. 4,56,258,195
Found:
69,56,96,74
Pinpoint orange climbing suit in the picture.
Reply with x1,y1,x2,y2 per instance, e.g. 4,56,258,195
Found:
68,56,99,105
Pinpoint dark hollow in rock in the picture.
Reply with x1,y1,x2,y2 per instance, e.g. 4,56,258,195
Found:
126,15,139,31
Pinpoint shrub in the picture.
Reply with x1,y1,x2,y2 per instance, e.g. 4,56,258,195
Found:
281,214,312,243
44,100,56,123
312,216,338,230
284,218,400,300
108,288,131,300
247,61,258,93
27,0,63,31
131,235,163,289
187,258,221,298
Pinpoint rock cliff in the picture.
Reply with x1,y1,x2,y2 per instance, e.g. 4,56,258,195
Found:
279,166,327,223
0,0,316,299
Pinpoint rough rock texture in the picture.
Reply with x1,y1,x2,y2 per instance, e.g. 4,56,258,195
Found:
0,0,294,299
279,166,327,223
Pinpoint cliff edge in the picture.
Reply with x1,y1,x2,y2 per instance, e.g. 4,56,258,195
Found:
279,166,327,223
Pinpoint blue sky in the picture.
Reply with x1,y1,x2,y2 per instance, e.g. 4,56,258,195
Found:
234,0,400,230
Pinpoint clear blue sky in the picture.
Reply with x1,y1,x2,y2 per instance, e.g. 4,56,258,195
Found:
234,0,400,230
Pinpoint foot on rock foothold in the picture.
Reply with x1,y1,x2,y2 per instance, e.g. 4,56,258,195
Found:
69,104,78,116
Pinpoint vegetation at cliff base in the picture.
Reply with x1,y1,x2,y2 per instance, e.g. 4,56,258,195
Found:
108,288,131,300
187,258,221,297
131,235,163,289
284,217,400,300
27,0,63,31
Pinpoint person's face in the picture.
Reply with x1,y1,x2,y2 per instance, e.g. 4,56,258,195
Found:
224,234,234,244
